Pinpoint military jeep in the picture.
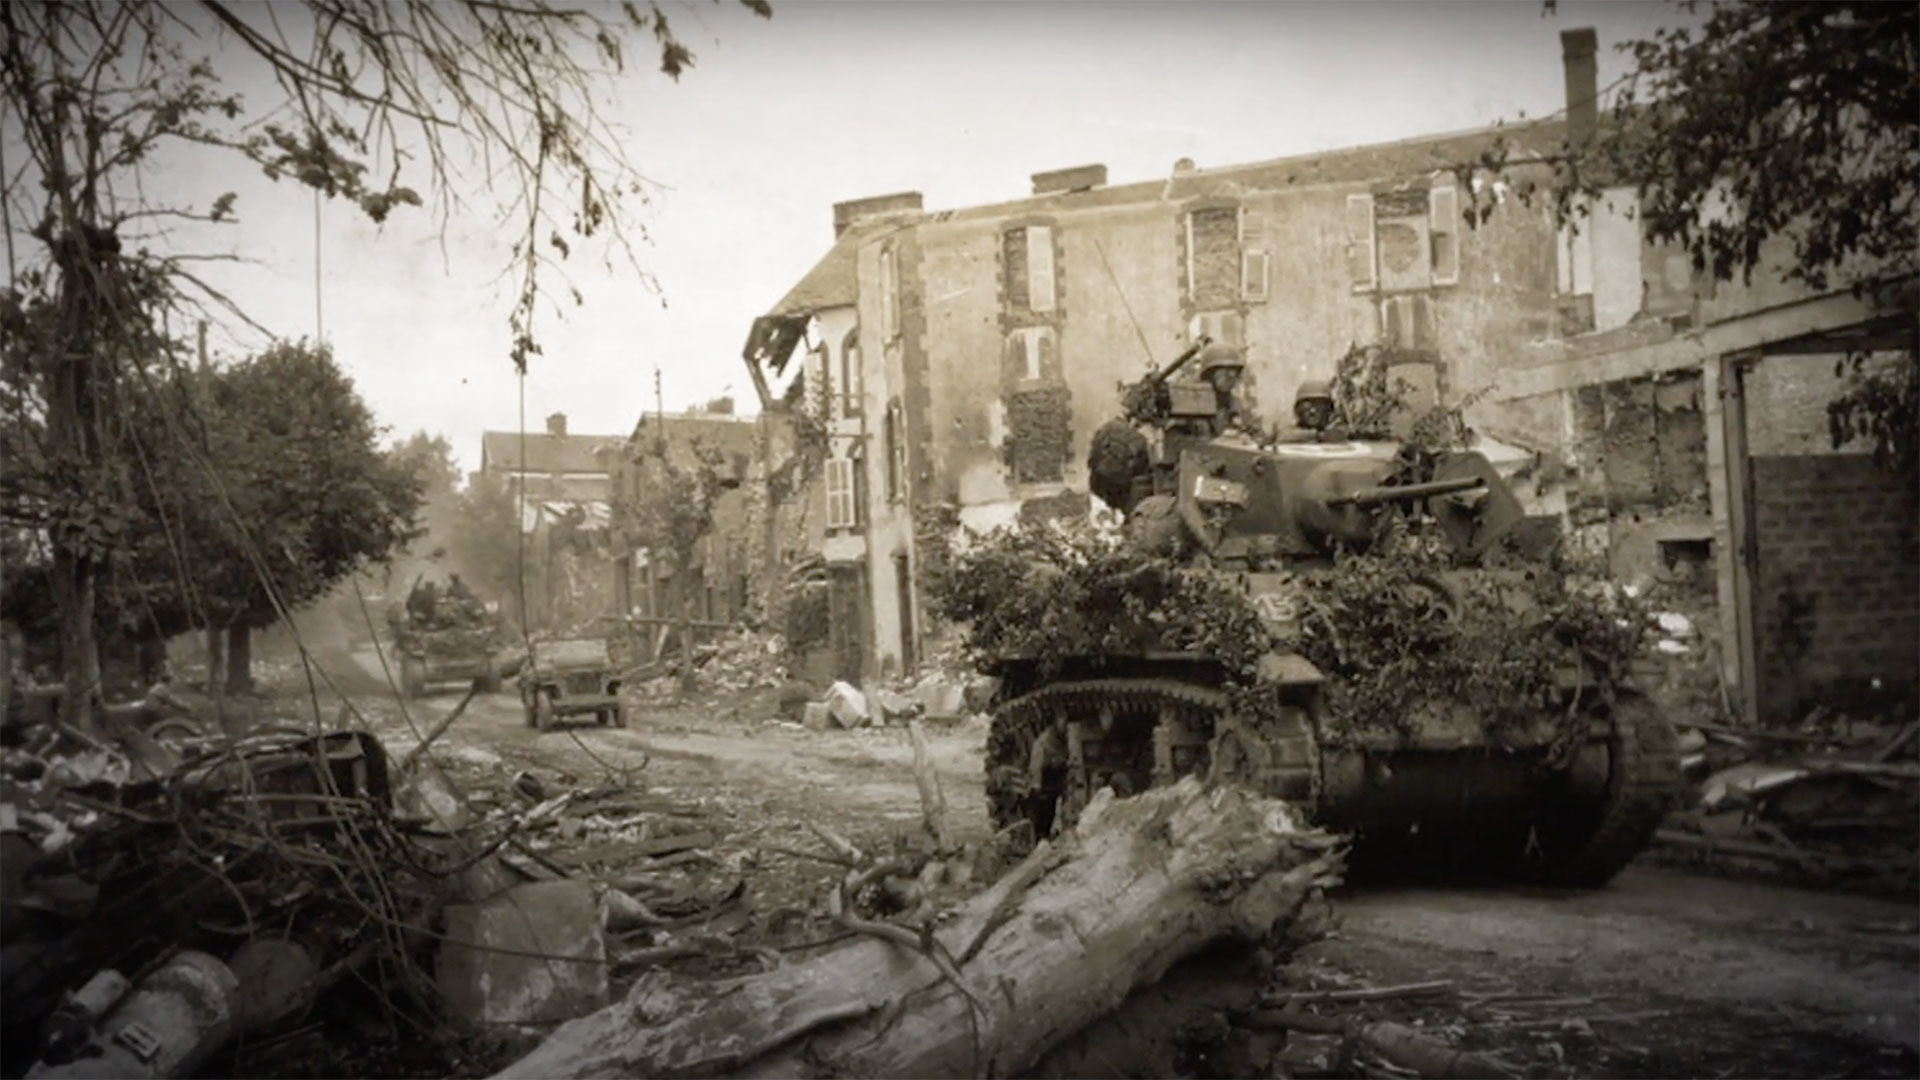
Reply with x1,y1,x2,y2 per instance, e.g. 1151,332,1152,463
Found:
519,638,625,732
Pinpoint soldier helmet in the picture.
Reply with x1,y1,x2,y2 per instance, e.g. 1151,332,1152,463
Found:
1295,379,1333,405
1196,342,1246,375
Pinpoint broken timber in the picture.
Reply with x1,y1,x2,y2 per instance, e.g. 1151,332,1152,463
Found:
492,776,1343,1079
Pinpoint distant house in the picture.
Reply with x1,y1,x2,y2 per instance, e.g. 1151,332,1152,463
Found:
479,411,623,508
611,407,768,653
478,412,626,631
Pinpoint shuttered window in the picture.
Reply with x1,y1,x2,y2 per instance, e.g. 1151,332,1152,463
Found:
1003,227,1029,308
1429,182,1460,286
879,246,898,342
1028,225,1056,313
839,330,863,418
1186,206,1241,309
825,457,855,529
1345,193,1377,292
885,401,909,503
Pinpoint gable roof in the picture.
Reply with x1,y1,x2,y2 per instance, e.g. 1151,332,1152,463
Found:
743,220,902,384
627,412,762,478
766,220,890,318
480,431,624,475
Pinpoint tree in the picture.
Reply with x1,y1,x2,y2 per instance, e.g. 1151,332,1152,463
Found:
1470,1,1917,490
1473,1,1916,293
388,430,464,547
618,433,733,693
1,0,772,721
109,342,424,692
446,472,530,632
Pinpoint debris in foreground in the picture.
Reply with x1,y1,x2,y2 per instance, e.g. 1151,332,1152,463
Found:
1659,711,1920,894
491,776,1344,1080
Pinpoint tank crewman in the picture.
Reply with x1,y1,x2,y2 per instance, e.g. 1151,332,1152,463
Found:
407,578,439,625
1196,342,1261,437
444,573,479,624
1276,379,1339,442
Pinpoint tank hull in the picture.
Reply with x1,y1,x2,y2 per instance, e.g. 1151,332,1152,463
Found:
985,656,1683,887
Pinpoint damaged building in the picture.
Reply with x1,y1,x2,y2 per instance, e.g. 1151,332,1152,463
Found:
478,412,625,631
745,28,1916,720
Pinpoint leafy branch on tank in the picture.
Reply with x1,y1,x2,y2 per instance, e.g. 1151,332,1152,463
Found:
933,518,1654,752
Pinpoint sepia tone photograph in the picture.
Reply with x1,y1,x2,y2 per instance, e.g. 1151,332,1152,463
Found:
1,1,1914,1077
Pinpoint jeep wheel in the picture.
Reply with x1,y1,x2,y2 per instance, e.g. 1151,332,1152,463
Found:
532,689,556,732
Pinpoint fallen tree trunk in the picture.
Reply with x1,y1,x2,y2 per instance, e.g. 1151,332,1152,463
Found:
493,776,1343,1079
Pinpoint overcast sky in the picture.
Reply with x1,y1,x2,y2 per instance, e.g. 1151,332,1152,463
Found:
77,0,1693,476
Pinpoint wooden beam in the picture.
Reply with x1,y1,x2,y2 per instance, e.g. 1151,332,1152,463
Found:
1497,282,1918,400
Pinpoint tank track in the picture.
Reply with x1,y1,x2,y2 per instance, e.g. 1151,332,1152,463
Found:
1532,691,1686,887
987,677,1229,843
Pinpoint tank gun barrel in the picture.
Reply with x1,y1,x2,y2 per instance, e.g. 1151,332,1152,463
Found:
1326,474,1486,509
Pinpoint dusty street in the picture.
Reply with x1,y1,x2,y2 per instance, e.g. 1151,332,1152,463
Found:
313,643,1920,1080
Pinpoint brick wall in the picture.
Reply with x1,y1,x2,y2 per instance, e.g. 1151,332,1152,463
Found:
1750,453,1919,722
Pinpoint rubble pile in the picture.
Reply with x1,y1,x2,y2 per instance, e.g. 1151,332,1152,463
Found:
688,627,789,693
0,726,463,1078
1657,710,1920,894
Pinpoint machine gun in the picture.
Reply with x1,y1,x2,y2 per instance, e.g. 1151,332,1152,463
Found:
1118,335,1213,427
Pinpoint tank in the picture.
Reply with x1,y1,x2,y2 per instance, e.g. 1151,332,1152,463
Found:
982,339,1684,886
385,573,510,697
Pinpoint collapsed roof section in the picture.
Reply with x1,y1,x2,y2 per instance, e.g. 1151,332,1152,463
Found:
741,202,918,408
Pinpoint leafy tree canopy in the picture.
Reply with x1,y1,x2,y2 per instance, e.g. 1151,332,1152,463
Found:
115,341,424,636
1475,0,1917,294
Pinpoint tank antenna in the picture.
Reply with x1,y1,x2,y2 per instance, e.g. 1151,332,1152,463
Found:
1092,234,1159,371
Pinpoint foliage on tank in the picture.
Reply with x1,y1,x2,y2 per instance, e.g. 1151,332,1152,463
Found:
1286,539,1652,745
926,519,1274,680
927,518,1653,747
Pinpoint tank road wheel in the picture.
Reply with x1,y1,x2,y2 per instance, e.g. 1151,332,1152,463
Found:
1529,692,1685,888
987,678,1231,855
985,699,1066,852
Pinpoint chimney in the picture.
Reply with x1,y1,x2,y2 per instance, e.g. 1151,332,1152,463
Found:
1561,27,1599,146
545,412,567,437
1031,164,1107,196
832,191,924,238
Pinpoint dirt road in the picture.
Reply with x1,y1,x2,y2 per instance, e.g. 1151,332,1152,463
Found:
325,651,1917,1078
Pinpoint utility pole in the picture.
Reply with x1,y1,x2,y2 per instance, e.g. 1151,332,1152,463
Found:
653,366,666,455
196,320,209,374
313,190,324,342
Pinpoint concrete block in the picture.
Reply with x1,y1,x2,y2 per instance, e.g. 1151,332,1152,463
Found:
870,687,923,725
824,681,870,728
437,880,607,1025
802,701,833,731
913,679,969,721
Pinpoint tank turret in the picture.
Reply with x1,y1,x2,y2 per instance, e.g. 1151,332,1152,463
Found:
1091,341,1523,563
